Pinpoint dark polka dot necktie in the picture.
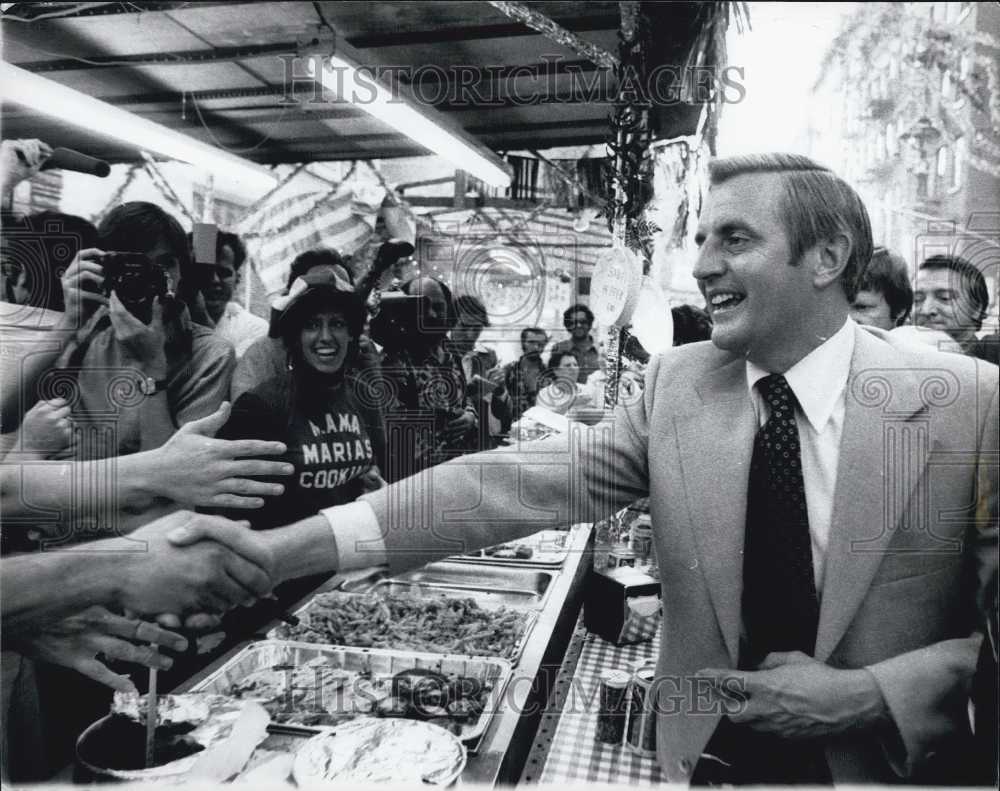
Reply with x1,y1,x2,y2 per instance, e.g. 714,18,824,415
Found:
741,373,820,668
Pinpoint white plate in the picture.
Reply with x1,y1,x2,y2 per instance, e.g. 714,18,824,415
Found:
293,718,466,786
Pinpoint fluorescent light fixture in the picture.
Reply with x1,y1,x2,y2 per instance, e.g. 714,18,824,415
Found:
308,55,512,188
1,61,278,193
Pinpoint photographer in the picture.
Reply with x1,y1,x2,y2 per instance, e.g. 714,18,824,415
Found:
50,202,235,458
184,228,267,357
371,275,477,481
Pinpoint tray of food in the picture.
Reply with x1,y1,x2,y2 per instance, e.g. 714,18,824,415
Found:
294,718,466,786
188,640,509,749
367,578,544,611
451,528,571,567
270,590,537,665
388,562,556,610
77,691,467,785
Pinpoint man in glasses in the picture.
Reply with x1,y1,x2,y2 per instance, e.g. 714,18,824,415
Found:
551,303,601,383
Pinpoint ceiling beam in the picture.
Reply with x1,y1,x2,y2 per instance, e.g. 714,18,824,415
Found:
18,42,299,72
346,15,618,48
2,2,259,20
62,55,599,102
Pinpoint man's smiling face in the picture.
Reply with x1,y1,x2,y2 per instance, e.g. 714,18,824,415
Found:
693,172,817,367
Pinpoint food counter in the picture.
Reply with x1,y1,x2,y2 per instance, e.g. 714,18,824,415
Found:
160,521,594,786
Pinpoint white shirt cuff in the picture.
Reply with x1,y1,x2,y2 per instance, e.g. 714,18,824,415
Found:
319,501,387,570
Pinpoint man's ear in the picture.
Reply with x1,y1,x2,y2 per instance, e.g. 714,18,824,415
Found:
813,232,852,290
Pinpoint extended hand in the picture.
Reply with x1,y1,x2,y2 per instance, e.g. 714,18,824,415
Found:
15,606,187,693
149,402,293,509
696,651,889,740
117,510,275,618
18,397,72,456
108,291,168,377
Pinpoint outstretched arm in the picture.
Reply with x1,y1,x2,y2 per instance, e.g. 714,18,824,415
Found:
2,510,275,638
0,402,293,536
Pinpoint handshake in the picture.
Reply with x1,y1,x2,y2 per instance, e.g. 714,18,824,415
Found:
4,509,286,696
2,402,301,693
119,509,281,631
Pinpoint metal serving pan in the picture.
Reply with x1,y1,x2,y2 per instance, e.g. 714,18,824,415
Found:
388,562,555,611
268,590,539,666
369,578,544,612
449,529,571,567
188,640,513,753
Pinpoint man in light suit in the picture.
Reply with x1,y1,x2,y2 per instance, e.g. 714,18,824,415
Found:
171,154,998,784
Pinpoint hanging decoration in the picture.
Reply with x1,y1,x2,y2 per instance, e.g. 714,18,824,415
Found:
239,162,309,223
139,152,197,224
241,162,358,242
90,163,141,225
486,1,619,70
602,1,656,410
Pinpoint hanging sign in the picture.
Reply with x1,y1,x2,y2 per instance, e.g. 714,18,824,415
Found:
590,245,643,327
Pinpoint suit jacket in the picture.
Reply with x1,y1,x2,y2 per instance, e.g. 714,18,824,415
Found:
361,324,998,784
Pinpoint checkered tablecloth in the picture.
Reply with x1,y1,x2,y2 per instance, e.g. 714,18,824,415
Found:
526,615,663,786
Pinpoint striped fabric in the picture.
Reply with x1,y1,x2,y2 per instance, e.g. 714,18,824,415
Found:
238,188,378,299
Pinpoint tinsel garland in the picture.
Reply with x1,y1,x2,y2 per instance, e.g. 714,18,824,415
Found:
239,162,309,224
90,163,141,225
140,152,196,223
486,0,619,70
603,1,654,409
603,326,625,410
241,162,359,242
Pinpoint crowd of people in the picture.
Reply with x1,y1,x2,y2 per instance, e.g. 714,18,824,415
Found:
0,140,997,786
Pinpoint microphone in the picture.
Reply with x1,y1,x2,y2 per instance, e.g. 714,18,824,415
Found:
39,147,111,178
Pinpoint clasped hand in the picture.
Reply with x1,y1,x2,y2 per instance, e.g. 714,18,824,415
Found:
116,510,276,626
696,651,889,740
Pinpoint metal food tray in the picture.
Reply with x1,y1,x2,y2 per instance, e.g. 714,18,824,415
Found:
188,640,513,753
268,589,539,666
369,578,545,612
387,562,555,611
450,528,571,567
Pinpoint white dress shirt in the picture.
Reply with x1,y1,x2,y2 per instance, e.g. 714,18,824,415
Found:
745,318,856,594
214,301,268,358
323,319,858,579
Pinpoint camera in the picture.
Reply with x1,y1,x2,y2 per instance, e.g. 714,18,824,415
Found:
101,252,168,323
368,292,433,348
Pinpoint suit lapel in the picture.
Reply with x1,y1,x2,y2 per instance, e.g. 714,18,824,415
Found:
674,357,756,665
815,328,933,658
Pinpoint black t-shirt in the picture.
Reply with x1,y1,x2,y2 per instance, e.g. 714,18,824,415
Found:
219,374,383,529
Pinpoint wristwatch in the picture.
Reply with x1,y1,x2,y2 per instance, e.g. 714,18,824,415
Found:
138,376,168,397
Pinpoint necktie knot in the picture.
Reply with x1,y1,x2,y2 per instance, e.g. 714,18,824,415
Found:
757,373,794,413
